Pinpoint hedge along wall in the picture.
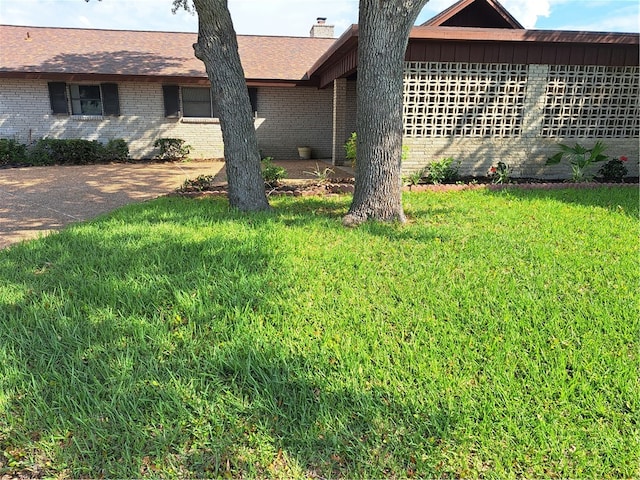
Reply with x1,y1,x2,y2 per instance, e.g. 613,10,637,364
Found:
0,79,224,158
0,78,336,161
401,62,640,178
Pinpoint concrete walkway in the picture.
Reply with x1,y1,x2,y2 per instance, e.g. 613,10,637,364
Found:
0,161,224,249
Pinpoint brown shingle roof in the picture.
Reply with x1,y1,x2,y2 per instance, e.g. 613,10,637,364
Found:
0,25,335,82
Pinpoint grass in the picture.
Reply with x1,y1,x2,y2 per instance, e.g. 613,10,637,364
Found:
0,187,638,478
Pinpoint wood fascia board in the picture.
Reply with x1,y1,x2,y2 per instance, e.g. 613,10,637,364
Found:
0,71,315,87
484,0,524,29
306,25,359,80
422,0,524,29
421,0,474,26
409,26,640,45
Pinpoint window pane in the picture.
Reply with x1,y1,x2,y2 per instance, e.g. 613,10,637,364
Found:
182,87,210,102
80,100,103,115
182,87,213,117
69,84,103,115
79,85,101,100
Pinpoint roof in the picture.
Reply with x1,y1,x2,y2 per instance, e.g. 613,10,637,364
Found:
309,24,639,88
422,0,524,29
0,25,335,84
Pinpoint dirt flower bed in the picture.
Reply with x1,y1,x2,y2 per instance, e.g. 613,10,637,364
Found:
174,176,637,199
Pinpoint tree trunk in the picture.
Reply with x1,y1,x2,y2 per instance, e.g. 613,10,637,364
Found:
343,0,427,226
192,0,270,211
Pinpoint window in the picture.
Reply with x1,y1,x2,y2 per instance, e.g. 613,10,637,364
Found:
46,82,120,116
70,85,103,115
182,87,215,117
162,85,258,119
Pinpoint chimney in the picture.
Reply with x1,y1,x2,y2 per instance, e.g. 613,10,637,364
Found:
310,17,334,38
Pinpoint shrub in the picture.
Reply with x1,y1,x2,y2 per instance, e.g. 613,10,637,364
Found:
24,138,131,165
425,157,460,184
0,139,28,166
179,174,216,192
153,138,191,161
345,132,357,168
403,168,426,189
102,138,130,162
546,141,608,182
598,156,629,182
26,138,105,165
261,156,287,186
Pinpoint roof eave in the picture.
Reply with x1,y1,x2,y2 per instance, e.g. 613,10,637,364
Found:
306,25,359,80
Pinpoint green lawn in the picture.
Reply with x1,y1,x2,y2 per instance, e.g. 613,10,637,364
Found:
0,187,638,478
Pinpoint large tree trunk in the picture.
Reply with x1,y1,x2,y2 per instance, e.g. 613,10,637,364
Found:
192,0,270,211
343,0,427,226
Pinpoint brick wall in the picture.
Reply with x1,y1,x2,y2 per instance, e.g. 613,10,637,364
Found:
0,79,334,160
255,86,333,160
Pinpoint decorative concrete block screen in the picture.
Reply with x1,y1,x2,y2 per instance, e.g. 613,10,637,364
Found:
403,62,528,138
541,65,639,138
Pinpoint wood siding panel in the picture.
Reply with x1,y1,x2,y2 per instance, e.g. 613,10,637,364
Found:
498,44,514,63
455,43,471,62
596,47,613,65
583,46,599,65
569,45,586,64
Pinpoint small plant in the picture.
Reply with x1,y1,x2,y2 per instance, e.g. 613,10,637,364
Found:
546,141,608,182
0,139,28,166
153,138,191,162
598,156,629,182
487,162,512,184
425,157,460,185
403,168,425,190
345,132,357,168
303,163,335,184
179,174,216,192
261,156,287,186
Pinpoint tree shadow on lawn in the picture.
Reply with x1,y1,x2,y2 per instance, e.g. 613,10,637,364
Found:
0,201,454,478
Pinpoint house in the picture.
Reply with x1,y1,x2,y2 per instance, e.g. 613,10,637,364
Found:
1,0,638,178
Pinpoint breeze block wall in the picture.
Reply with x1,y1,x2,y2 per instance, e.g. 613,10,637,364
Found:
0,79,225,159
402,62,640,179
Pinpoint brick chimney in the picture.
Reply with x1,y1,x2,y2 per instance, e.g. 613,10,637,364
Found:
310,17,334,38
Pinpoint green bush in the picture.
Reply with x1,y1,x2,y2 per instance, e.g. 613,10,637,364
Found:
425,157,460,184
0,139,28,166
598,156,629,182
345,132,357,168
261,156,287,186
153,138,191,161
27,138,102,165
102,138,130,162
24,138,131,166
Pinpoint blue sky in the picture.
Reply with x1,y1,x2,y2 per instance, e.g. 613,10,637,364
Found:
0,0,638,36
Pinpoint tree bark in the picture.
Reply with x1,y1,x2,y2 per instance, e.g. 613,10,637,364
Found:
192,0,270,211
343,0,428,226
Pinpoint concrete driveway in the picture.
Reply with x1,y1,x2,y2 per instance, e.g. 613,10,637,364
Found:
0,161,224,249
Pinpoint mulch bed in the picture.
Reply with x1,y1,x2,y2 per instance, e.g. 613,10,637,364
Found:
173,177,637,199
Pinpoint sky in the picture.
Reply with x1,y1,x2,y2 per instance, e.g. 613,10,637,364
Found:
0,0,638,36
